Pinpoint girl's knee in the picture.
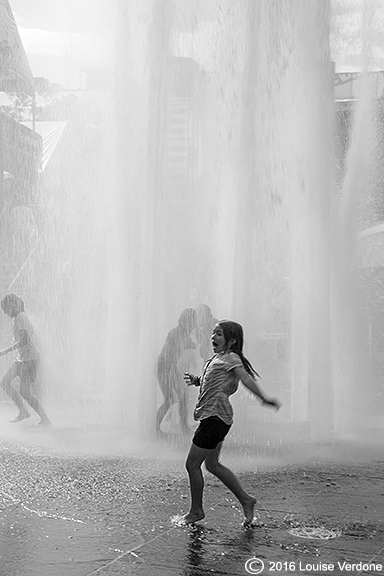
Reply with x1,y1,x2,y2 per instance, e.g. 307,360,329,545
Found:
1,363,18,387
186,454,201,473
204,459,220,475
185,456,194,472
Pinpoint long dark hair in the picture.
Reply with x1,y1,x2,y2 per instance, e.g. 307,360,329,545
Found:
218,320,260,378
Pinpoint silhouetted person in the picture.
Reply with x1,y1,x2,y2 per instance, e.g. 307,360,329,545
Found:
0,293,50,425
156,308,197,436
195,304,219,363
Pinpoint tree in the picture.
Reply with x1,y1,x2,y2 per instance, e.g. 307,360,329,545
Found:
3,92,32,122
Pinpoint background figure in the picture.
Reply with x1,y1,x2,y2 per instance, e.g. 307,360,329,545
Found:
0,293,50,426
156,308,197,436
195,304,218,363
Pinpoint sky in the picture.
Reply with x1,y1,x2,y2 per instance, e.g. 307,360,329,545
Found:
331,0,384,71
7,0,384,88
9,0,114,87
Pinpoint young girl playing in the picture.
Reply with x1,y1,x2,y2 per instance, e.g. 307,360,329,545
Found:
182,320,280,525
0,293,50,426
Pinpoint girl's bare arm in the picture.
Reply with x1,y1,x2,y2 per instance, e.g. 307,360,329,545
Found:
233,366,280,409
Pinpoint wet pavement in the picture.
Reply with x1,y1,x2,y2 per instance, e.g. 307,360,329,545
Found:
0,411,384,576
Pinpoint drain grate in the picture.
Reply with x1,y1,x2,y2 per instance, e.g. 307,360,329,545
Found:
288,526,341,540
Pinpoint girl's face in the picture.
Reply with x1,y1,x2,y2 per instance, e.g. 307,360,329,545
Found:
211,324,226,353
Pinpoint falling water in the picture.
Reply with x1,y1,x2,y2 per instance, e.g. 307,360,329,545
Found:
5,0,384,448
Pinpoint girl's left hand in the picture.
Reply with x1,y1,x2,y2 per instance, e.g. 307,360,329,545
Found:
262,397,281,410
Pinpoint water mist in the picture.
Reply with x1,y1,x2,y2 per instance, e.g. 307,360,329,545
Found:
7,0,382,451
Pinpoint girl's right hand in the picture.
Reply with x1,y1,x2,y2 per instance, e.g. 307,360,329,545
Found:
183,372,194,386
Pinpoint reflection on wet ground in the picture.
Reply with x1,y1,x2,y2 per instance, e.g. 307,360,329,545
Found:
0,418,384,575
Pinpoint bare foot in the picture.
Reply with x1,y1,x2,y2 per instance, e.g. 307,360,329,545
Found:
35,418,51,427
242,496,256,524
10,412,30,423
181,510,205,524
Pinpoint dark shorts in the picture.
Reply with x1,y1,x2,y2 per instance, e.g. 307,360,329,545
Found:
192,416,231,450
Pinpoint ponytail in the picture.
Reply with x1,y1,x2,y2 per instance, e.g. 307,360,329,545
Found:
238,351,260,379
217,319,261,379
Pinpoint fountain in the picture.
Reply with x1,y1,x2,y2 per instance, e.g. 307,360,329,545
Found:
3,0,384,449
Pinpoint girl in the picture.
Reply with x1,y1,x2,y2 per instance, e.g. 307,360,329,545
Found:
182,320,280,525
0,293,50,426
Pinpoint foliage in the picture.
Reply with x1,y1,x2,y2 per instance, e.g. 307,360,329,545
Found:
2,92,32,122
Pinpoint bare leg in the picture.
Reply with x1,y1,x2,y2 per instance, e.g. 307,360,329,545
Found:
0,362,29,420
167,365,190,433
205,442,256,522
156,360,175,436
156,396,172,436
19,364,50,425
183,443,211,523
19,384,50,425
178,386,190,433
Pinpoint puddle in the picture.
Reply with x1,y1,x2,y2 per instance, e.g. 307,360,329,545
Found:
288,526,342,540
343,522,377,539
